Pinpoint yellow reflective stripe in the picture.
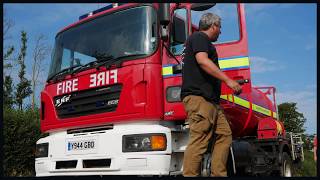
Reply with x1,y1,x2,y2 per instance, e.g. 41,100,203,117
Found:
218,56,250,69
220,94,276,118
233,96,250,108
220,95,228,100
162,66,173,76
163,56,250,75
273,112,278,119
275,120,282,133
252,104,271,116
221,95,250,109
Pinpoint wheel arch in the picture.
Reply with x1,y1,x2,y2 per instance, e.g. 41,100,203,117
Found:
279,140,292,165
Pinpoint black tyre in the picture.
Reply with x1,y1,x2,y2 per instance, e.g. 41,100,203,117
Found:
201,150,235,177
280,152,293,177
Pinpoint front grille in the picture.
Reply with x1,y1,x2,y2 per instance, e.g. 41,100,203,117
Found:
67,125,113,134
54,84,122,119
56,160,77,169
83,159,111,168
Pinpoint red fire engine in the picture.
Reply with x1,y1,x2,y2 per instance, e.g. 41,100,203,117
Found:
35,3,303,176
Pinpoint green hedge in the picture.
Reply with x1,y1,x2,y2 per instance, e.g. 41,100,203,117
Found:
294,150,317,177
3,107,42,176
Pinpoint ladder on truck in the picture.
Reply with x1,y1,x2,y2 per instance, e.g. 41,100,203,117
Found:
288,132,304,162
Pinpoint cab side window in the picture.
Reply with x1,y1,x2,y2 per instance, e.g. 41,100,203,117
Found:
191,3,240,44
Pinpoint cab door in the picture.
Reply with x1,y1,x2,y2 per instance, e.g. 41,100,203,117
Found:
162,5,189,121
188,3,252,95
162,3,252,121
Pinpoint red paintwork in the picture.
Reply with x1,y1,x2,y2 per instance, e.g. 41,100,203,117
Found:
41,48,163,132
41,3,281,138
220,88,277,137
257,118,285,139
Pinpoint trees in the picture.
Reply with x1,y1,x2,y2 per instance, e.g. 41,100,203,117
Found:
15,31,32,110
31,35,51,110
4,76,14,108
278,102,306,134
3,31,40,176
3,108,42,176
3,10,42,177
3,46,15,69
3,8,16,109
3,47,15,108
3,8,14,41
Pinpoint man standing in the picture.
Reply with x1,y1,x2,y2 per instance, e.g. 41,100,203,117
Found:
181,13,242,176
314,135,317,162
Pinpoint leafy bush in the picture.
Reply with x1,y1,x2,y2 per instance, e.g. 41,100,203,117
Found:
3,107,42,176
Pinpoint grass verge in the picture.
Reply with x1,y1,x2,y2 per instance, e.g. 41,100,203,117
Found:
294,150,317,176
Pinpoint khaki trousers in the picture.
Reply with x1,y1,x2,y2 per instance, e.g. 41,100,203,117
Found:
182,95,232,177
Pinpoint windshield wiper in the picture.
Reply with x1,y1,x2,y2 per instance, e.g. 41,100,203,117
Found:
70,61,99,75
47,65,81,82
95,53,147,69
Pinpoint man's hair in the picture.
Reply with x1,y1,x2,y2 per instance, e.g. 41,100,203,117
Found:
199,12,221,31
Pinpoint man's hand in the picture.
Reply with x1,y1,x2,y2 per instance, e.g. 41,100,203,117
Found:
226,79,242,95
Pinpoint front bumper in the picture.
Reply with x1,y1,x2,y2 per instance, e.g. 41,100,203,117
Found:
35,123,172,176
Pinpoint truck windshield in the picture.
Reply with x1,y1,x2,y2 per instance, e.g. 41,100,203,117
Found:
48,6,157,81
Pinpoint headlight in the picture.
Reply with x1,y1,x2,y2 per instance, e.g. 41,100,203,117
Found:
122,133,167,152
35,143,49,158
166,86,181,102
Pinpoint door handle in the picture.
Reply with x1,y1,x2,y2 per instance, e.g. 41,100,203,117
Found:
236,79,250,85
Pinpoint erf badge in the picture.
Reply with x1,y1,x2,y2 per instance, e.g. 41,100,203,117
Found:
55,95,71,107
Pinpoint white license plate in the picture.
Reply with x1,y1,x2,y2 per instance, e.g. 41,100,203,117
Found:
67,139,96,151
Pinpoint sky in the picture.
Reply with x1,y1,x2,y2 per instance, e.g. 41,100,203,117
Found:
3,3,317,134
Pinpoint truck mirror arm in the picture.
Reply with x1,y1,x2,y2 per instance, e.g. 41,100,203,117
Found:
162,41,181,65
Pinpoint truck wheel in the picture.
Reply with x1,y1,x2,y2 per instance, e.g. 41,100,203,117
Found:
201,152,234,177
280,152,292,177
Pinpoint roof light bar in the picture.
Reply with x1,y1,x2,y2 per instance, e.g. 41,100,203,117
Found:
79,3,126,20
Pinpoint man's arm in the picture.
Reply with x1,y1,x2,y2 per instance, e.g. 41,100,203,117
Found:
195,52,241,93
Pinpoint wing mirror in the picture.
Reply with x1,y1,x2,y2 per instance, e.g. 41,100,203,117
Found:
159,3,170,40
